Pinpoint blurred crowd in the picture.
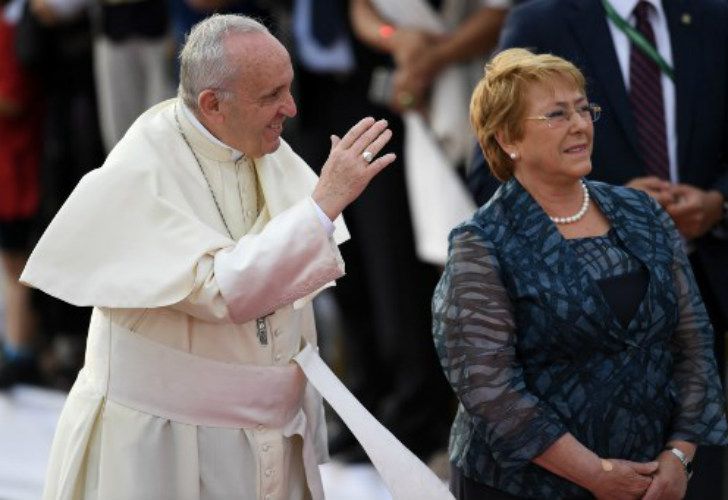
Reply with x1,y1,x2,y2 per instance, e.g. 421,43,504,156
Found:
1,0,727,496
0,0,515,464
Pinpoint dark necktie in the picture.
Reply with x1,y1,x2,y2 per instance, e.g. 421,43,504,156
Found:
629,1,670,180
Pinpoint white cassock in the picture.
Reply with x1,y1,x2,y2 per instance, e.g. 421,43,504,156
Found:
22,99,455,500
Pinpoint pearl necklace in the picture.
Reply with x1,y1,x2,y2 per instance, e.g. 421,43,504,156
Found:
549,181,590,225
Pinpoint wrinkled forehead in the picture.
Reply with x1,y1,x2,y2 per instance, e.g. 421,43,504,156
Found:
523,75,587,108
213,33,292,102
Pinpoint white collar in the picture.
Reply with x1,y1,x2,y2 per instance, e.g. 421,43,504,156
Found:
608,0,663,21
181,103,245,162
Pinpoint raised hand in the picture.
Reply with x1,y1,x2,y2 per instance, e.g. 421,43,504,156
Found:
312,117,396,221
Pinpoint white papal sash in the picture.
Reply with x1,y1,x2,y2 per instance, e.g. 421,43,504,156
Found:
87,314,454,499
295,344,455,500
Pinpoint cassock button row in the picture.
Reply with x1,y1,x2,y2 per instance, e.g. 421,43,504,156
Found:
261,444,270,452
265,469,273,477
274,329,281,338
274,353,281,362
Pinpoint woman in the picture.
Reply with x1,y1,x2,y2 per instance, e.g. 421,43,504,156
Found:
433,48,728,499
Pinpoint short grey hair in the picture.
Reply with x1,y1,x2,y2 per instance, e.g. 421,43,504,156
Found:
178,14,269,110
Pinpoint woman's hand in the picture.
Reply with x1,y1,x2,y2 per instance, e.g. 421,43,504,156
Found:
641,450,689,500
587,459,658,500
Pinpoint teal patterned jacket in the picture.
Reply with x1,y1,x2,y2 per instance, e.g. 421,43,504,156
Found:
433,178,728,499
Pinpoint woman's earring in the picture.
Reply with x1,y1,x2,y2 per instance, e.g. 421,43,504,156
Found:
509,152,518,160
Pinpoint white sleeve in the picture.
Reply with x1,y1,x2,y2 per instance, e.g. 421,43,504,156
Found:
214,197,345,323
313,201,336,236
169,253,232,323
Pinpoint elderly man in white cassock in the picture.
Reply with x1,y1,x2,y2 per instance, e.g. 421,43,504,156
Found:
18,13,450,500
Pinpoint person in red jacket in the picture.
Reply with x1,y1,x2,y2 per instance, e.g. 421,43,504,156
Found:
0,7,44,388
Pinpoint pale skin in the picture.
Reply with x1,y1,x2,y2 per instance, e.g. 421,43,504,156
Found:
194,31,396,223
350,0,507,113
497,78,694,498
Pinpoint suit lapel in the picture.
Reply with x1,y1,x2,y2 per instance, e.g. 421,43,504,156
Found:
568,0,640,156
663,0,698,172
500,180,618,337
588,183,658,270
498,179,567,281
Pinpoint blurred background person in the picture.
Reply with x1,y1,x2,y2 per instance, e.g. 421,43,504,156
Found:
287,0,453,463
290,0,511,464
467,0,728,496
91,0,174,152
0,0,44,389
16,0,105,389
435,47,728,500
31,0,174,153
350,0,510,265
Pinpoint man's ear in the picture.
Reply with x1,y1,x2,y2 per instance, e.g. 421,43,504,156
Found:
197,90,223,123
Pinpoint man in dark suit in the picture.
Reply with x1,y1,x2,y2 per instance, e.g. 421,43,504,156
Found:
467,0,728,497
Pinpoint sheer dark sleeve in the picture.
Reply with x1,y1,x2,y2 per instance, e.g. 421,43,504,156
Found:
433,228,568,468
654,205,728,445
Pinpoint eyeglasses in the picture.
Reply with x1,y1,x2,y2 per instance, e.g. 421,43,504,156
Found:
525,103,602,128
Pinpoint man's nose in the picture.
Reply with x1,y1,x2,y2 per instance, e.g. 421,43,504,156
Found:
282,92,297,118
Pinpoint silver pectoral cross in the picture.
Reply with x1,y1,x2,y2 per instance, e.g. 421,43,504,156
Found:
256,317,269,345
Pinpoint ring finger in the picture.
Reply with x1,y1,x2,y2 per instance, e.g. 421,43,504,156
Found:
360,128,393,162
352,119,389,154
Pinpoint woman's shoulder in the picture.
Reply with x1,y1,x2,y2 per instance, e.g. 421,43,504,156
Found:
588,179,647,201
587,180,659,215
454,195,509,241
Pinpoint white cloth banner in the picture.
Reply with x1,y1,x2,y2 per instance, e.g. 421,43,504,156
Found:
294,344,455,500
404,112,476,265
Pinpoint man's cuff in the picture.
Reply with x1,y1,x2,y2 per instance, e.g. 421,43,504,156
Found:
312,199,336,237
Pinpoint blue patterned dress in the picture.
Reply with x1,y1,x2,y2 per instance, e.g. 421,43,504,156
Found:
433,178,728,499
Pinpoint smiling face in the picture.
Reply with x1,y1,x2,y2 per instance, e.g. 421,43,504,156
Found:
510,77,593,186
216,32,297,158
